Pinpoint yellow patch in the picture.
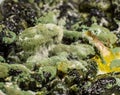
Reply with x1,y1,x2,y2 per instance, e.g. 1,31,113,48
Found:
93,50,120,73
85,31,120,73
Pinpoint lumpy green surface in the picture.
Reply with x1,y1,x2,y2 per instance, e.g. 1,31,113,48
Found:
0,0,120,95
